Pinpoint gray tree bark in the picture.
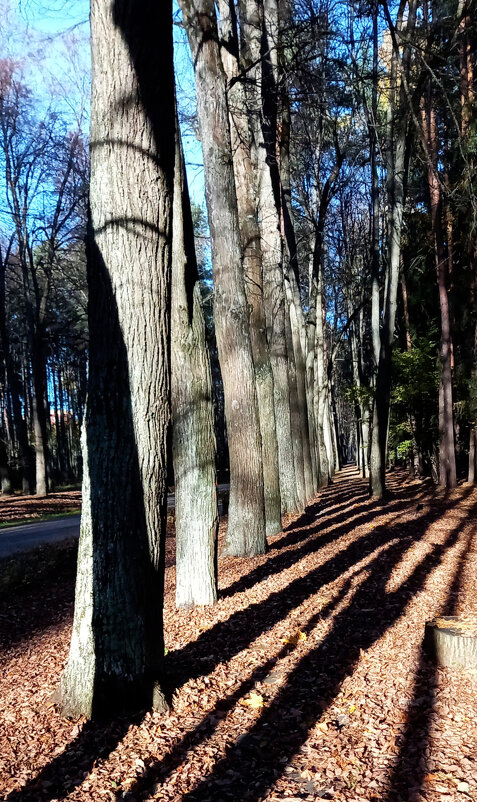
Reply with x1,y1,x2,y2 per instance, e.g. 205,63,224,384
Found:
172,118,219,608
179,0,267,556
56,0,174,719
240,0,300,514
218,0,282,536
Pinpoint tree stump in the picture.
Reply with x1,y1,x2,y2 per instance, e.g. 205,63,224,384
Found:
424,616,477,669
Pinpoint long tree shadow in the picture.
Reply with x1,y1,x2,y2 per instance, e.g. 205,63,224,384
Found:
118,492,475,800
124,574,358,799
384,525,476,802
179,502,473,801
4,485,472,801
170,489,471,692
221,472,432,600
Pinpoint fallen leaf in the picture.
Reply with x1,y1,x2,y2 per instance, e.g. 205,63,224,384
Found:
282,629,307,646
240,691,264,709
457,782,469,793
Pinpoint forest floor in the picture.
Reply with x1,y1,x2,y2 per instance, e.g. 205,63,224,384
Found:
0,490,81,527
1,465,476,802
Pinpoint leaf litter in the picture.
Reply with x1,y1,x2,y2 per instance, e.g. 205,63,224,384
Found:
0,466,476,801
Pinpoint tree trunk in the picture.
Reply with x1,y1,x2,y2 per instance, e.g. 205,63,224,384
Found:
284,288,306,509
0,436,12,493
179,0,266,556
285,267,314,502
172,120,218,609
240,0,300,513
422,93,457,489
57,0,174,719
305,297,320,490
313,271,330,486
369,0,417,498
218,0,282,535
0,257,33,493
468,321,477,483
32,376,48,496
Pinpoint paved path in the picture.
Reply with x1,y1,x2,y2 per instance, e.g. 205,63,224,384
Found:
0,484,229,559
0,515,81,559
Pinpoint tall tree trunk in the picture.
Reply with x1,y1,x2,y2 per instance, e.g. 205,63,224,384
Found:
57,0,174,719
0,256,33,493
370,0,417,498
240,0,300,513
284,287,306,508
172,118,219,609
57,367,71,479
401,269,423,476
422,91,457,488
218,0,282,535
277,16,315,500
31,346,48,497
179,0,266,556
313,265,330,486
286,272,315,500
305,293,320,490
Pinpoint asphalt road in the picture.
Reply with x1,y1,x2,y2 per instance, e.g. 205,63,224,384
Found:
0,515,82,559
0,484,229,560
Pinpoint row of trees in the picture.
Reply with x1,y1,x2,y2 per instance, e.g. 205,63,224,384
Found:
1,0,474,718
0,58,88,495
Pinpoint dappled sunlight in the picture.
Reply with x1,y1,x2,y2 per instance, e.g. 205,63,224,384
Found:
1,467,477,801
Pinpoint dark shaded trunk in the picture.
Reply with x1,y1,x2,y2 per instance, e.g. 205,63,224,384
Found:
0,254,34,493
57,0,174,719
422,91,456,489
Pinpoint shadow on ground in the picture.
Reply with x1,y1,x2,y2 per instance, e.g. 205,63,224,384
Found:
3,467,474,801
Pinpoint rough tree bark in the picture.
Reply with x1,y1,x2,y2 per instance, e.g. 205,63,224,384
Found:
56,0,174,719
179,0,267,556
240,0,300,514
172,117,219,608
218,0,282,535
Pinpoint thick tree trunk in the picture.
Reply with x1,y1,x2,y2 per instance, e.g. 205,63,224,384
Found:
179,0,266,556
57,0,174,719
305,301,320,491
218,0,282,535
172,123,218,609
277,45,315,501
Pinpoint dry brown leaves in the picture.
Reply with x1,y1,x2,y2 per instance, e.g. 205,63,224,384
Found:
1,466,477,802
0,491,81,525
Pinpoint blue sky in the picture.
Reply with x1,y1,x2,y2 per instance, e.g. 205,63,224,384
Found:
1,0,205,206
